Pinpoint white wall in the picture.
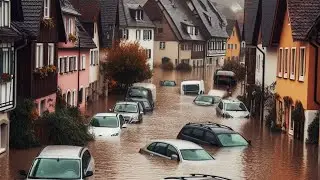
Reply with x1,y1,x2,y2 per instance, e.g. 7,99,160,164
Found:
255,44,277,86
89,22,99,84
127,28,154,69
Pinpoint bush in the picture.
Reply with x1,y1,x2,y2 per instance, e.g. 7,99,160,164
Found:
161,62,174,71
307,113,319,144
9,99,40,149
222,59,246,81
161,57,170,64
176,63,192,72
42,107,93,146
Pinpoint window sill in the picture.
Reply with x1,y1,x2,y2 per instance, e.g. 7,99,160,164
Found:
298,76,304,82
277,73,282,78
0,148,6,155
283,73,288,79
290,75,295,80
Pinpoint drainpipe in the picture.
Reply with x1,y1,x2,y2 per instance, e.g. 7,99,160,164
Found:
77,37,81,107
203,41,206,80
177,42,181,65
5,38,28,112
309,41,320,105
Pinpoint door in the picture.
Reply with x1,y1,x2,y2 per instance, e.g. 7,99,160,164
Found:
289,106,294,135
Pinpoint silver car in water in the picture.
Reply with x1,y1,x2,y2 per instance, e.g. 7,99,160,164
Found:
111,101,144,123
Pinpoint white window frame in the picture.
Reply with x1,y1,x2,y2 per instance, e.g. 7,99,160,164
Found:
66,56,70,72
283,48,289,78
147,30,152,40
36,43,44,68
136,29,141,40
90,50,94,65
0,0,10,27
135,10,143,20
48,43,54,65
72,90,76,107
68,18,73,35
43,0,50,19
81,54,86,70
290,47,296,80
278,48,283,77
298,47,306,82
160,42,165,50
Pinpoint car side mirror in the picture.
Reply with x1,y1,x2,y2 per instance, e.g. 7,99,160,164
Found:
248,140,252,145
19,170,27,178
122,124,128,128
84,170,93,178
171,154,178,161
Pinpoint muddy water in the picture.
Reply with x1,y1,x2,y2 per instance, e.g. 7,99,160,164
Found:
0,67,318,180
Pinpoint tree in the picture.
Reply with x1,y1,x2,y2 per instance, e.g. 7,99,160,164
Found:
102,42,152,87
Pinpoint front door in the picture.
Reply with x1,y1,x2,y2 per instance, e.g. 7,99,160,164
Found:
289,106,294,135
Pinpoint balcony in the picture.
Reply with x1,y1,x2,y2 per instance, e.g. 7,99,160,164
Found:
0,79,14,112
207,49,226,57
32,72,57,99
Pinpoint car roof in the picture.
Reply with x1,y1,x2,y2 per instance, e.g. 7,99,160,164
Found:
94,113,118,117
216,70,235,76
184,122,236,134
150,139,202,150
128,97,149,102
208,89,227,97
116,101,138,105
221,98,242,103
37,145,84,159
133,83,156,89
181,80,203,85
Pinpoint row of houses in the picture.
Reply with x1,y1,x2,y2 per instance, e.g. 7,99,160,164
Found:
0,0,242,154
244,0,320,144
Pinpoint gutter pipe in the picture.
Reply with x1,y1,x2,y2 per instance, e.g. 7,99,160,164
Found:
310,41,320,105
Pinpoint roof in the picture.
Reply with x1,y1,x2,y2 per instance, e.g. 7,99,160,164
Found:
181,80,204,85
261,0,277,46
99,0,118,48
158,0,205,41
226,19,237,36
60,0,81,16
94,113,118,117
69,0,100,22
119,0,155,28
244,0,261,45
190,0,229,38
74,19,97,49
0,27,21,41
216,70,235,76
150,139,203,150
287,0,320,41
38,145,84,159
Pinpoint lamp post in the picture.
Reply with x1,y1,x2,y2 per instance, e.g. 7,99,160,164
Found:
77,36,81,107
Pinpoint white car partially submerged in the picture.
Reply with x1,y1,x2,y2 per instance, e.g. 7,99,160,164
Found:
216,99,250,118
88,113,127,138
181,80,205,95
139,139,215,162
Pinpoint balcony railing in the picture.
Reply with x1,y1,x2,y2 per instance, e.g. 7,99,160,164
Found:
207,49,226,56
0,80,14,112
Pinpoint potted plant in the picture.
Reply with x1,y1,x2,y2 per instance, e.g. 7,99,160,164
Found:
47,65,57,74
0,73,12,83
34,66,49,79
41,18,55,29
68,33,77,43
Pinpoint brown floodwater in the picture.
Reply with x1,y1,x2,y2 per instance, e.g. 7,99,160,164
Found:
0,67,319,180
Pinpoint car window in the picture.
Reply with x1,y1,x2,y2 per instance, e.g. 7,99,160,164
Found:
153,142,168,156
225,102,247,111
191,128,204,140
182,128,193,135
217,133,249,147
204,132,218,145
119,115,124,127
218,102,223,110
82,150,91,175
90,116,119,128
213,96,222,104
114,104,138,113
147,142,157,151
138,103,143,112
167,145,179,158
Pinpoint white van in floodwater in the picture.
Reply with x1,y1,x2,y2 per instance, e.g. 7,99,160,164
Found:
180,80,205,95
132,83,157,103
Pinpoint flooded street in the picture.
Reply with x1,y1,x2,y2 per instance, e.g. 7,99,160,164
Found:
0,67,319,180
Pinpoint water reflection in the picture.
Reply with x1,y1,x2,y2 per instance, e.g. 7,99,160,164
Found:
0,67,318,180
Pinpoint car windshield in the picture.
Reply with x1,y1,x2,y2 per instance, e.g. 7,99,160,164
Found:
225,102,247,111
28,158,80,179
195,95,214,103
162,81,176,86
91,116,119,128
114,104,138,113
180,149,214,161
217,133,249,147
129,88,148,98
183,84,199,92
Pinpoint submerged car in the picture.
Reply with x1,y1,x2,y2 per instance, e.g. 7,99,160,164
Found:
216,99,250,118
208,89,228,99
19,145,94,180
88,113,127,138
163,174,231,180
193,95,221,106
139,139,215,162
177,122,251,147
126,86,155,108
160,80,177,87
111,101,144,123
127,97,153,112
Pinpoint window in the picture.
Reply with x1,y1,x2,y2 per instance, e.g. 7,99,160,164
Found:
48,43,54,65
228,44,230,49
235,44,237,49
136,30,141,40
182,128,193,135
81,55,86,70
167,145,178,158
181,44,189,51
145,49,151,59
78,88,83,104
230,44,233,49
147,142,156,151
69,56,77,71
223,41,226,50
90,51,94,65
204,132,218,145
43,0,50,18
135,10,143,20
290,48,296,80
153,142,168,156
187,26,197,35
160,42,165,50
143,30,152,40
35,43,44,68
278,48,283,77
0,47,13,75
284,48,289,78
121,29,128,40
218,102,223,110
299,47,306,81
72,90,76,106
65,57,69,72
0,0,10,27
191,129,204,140
58,57,66,73
157,28,163,33
40,99,46,116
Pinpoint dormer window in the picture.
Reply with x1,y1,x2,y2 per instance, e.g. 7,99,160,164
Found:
187,26,198,35
135,10,143,20
44,0,50,19
0,0,10,27
64,16,76,37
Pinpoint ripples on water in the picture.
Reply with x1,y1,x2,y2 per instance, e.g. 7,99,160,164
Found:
0,67,318,180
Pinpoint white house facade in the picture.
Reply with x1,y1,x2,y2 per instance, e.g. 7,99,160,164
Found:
89,22,100,101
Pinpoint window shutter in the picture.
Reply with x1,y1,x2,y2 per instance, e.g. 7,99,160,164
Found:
149,30,152,40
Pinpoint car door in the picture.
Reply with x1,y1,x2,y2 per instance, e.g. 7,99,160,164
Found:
137,102,144,119
188,128,206,144
81,150,94,179
149,142,170,159
204,131,220,146
118,115,124,128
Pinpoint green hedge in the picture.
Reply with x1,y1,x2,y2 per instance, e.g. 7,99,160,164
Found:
307,113,319,144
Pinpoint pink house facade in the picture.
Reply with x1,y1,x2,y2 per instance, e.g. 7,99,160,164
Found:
58,0,96,110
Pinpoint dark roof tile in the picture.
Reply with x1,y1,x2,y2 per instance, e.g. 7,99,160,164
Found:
261,0,277,46
75,19,97,49
60,0,81,16
69,0,100,22
244,0,260,45
99,0,118,48
226,19,236,36
18,0,43,37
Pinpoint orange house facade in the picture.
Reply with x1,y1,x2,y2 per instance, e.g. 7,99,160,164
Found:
275,8,320,142
225,20,241,61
